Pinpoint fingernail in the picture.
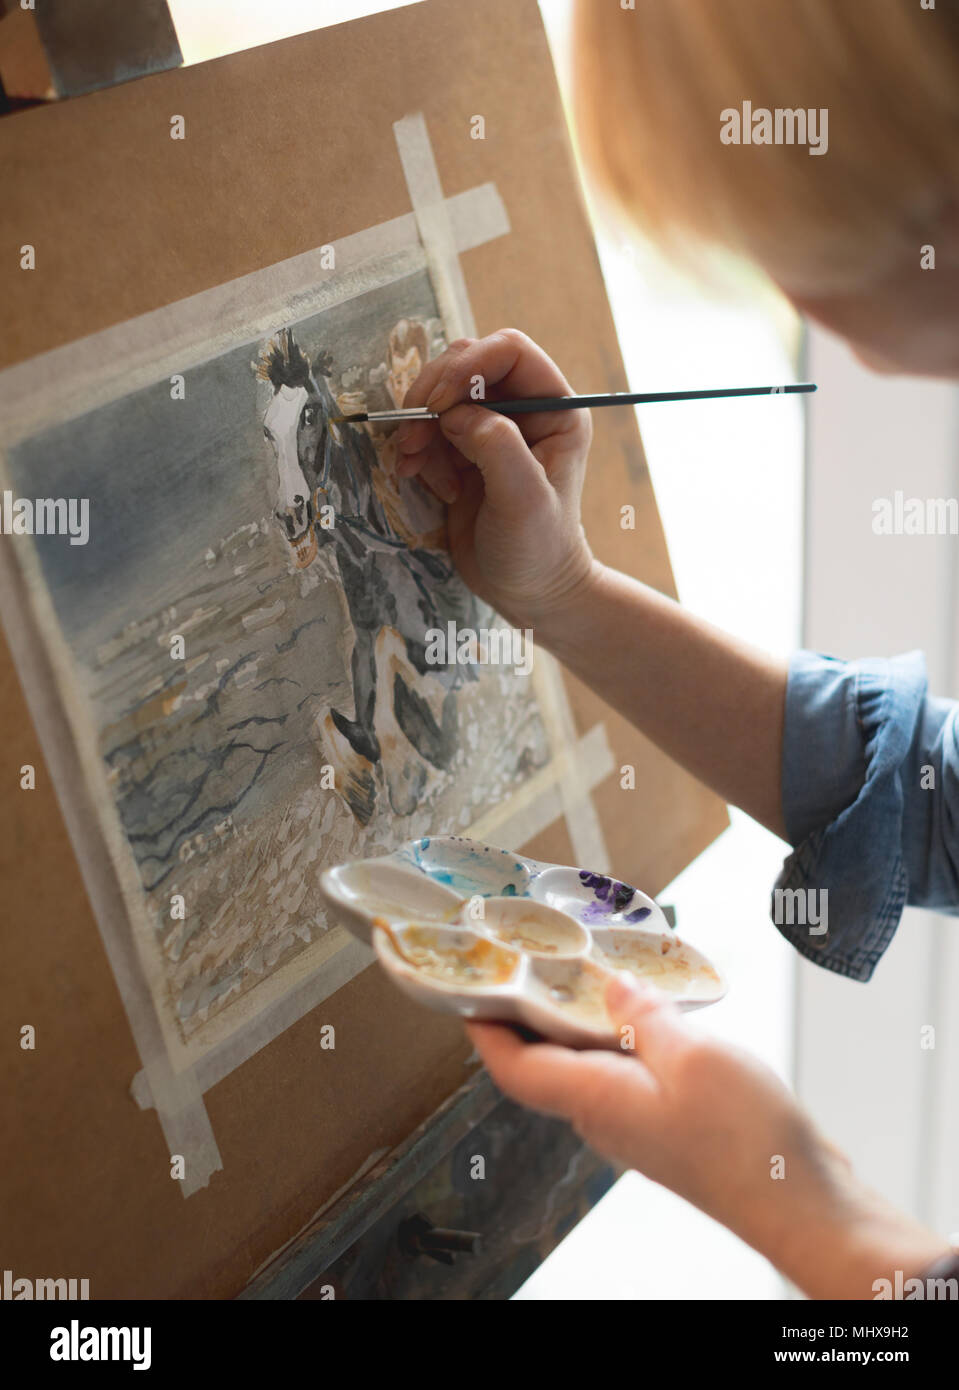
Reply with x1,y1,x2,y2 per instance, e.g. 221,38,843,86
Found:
425,382,448,412
396,453,420,477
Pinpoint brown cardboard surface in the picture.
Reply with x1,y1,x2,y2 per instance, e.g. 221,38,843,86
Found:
0,0,727,1296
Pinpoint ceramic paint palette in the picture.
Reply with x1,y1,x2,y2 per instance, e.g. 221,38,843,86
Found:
320,836,726,1048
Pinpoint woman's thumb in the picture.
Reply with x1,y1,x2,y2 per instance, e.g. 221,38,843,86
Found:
605,972,683,1068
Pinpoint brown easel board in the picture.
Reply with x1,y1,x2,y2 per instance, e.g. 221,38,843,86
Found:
0,0,727,1297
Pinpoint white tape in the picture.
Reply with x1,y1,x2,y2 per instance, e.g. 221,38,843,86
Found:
0,111,604,1197
392,114,609,868
0,535,224,1196
0,183,509,449
466,722,613,852
132,935,374,1107
0,147,512,1195
530,652,612,871
393,113,477,341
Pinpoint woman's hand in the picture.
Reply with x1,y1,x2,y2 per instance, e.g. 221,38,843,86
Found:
397,329,598,631
399,328,792,835
471,975,832,1252
468,975,950,1298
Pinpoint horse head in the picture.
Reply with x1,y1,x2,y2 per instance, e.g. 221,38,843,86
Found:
255,329,340,569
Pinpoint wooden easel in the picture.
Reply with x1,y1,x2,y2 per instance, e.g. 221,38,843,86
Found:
0,0,620,1301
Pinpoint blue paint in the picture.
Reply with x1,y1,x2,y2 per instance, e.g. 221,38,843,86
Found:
408,836,527,898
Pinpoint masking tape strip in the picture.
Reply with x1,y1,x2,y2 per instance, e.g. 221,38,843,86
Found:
392,113,607,866
449,181,510,255
3,114,578,1192
133,714,612,1114
145,1059,223,1198
531,652,612,872
0,534,223,1196
393,113,477,341
131,935,374,1109
134,725,612,1114
0,181,508,448
465,722,614,849
0,167,510,1195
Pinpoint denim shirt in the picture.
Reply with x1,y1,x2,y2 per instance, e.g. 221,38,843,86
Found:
773,649,959,981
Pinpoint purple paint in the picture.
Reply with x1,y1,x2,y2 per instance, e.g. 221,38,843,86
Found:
578,869,653,923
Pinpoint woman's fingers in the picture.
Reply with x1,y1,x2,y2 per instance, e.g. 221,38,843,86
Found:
397,330,591,495
398,401,548,510
394,417,439,467
438,403,551,513
399,330,587,460
465,1019,657,1124
402,336,476,414
466,983,686,1127
468,1026,582,1119
405,329,574,413
412,435,462,505
446,466,484,554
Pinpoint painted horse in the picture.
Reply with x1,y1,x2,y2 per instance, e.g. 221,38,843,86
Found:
255,328,474,822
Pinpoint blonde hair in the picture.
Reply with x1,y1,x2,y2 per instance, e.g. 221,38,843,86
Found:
573,0,959,289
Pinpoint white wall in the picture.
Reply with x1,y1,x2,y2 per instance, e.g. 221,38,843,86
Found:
799,325,959,1235
168,0,421,63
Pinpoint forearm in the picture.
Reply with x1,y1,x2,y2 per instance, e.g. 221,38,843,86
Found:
747,1163,951,1300
534,559,789,839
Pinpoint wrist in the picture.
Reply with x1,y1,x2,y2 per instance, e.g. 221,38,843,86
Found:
527,554,610,653
745,1145,949,1299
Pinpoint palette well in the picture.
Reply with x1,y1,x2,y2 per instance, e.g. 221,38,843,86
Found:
320,836,726,1048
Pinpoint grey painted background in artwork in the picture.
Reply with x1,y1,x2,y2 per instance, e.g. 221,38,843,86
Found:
7,269,549,1047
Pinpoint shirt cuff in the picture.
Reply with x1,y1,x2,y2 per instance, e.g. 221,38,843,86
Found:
781,650,868,846
773,649,929,982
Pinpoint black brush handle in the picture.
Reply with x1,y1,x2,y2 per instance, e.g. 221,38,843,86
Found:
483,384,817,415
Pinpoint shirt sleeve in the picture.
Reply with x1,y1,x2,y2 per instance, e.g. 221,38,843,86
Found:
772,649,959,982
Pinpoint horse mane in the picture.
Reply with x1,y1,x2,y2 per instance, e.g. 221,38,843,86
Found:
254,328,312,391
254,329,337,395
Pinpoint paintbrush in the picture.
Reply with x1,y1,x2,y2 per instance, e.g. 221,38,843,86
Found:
332,382,816,424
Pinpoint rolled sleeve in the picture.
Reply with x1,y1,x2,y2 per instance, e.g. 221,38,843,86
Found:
773,649,959,982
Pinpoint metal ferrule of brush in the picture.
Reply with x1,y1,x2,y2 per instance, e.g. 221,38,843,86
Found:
367,407,439,421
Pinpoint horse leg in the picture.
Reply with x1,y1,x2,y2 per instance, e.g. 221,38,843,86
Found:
316,710,377,826
392,668,458,770
330,622,381,764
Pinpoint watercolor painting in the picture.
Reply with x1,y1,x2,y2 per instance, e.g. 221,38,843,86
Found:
5,268,551,1051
